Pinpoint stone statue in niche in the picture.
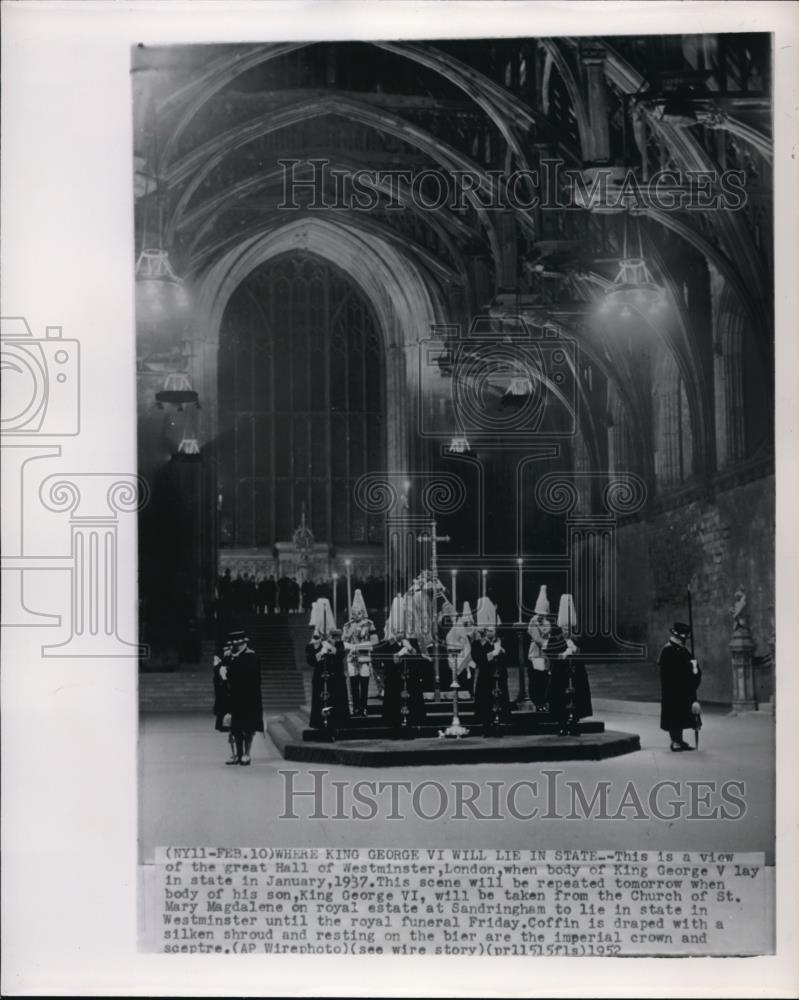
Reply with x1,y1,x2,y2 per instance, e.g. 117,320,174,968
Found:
730,586,749,632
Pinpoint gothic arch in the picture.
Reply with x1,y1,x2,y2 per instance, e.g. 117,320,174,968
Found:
190,215,449,478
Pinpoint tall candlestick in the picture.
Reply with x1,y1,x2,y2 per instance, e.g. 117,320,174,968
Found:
345,559,352,617
332,573,338,624
516,557,523,624
451,569,458,614
481,569,487,600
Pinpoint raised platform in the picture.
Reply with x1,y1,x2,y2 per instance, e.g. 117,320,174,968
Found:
269,705,641,767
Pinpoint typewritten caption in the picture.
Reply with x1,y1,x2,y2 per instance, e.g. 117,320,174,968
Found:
155,848,771,956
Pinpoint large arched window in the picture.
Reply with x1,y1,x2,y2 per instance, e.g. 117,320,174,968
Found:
653,350,693,490
713,282,771,469
217,253,385,547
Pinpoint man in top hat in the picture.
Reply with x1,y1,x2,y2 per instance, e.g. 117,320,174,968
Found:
224,629,264,765
342,589,379,716
659,622,702,752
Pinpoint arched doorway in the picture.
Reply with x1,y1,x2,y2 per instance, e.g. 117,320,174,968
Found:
216,252,386,550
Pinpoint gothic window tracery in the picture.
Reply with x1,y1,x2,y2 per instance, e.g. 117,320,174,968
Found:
218,253,385,549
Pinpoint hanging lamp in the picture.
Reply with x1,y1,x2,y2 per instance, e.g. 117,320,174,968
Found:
601,212,667,317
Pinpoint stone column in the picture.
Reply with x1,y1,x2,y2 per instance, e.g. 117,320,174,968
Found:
728,626,757,713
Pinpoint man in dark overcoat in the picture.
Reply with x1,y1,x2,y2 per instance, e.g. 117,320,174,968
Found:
658,621,702,752
225,629,264,765
212,639,237,764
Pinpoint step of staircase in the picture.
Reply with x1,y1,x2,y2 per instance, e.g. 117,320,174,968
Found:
300,703,604,742
140,614,307,712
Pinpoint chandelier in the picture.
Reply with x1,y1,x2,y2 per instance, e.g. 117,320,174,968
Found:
135,105,190,338
502,375,535,406
136,247,189,322
600,213,667,318
155,373,199,411
447,435,471,454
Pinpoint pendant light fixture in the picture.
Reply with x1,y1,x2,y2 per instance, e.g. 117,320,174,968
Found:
601,212,667,317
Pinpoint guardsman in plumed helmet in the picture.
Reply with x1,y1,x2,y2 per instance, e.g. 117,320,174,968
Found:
342,589,378,717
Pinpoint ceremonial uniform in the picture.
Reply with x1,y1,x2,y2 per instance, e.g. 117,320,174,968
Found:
527,604,551,712
546,628,592,735
658,623,702,751
342,589,379,716
307,634,350,733
471,633,510,733
381,636,427,733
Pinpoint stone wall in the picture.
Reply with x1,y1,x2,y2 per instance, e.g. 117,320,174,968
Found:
616,474,775,704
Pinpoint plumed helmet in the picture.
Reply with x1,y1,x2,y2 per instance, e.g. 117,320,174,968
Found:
534,585,550,616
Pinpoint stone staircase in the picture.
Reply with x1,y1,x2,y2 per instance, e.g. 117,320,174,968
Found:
139,615,306,713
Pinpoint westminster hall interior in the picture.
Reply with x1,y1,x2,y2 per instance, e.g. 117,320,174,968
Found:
134,33,774,775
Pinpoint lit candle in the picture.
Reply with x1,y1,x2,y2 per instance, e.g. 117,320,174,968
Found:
332,572,338,624
481,569,487,600
451,568,458,613
517,557,523,624
345,559,352,617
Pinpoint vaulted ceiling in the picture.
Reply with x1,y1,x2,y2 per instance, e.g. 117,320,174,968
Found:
133,35,774,487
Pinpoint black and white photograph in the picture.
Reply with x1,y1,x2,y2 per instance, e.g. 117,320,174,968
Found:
135,23,777,949
2,1,798,996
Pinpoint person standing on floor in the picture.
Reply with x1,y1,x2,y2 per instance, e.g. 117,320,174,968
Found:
224,629,264,765
212,638,237,764
658,621,702,752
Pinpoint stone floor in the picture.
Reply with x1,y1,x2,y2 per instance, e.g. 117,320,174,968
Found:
139,705,774,865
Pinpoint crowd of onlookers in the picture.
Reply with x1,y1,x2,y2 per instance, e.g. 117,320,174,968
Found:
214,569,387,617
